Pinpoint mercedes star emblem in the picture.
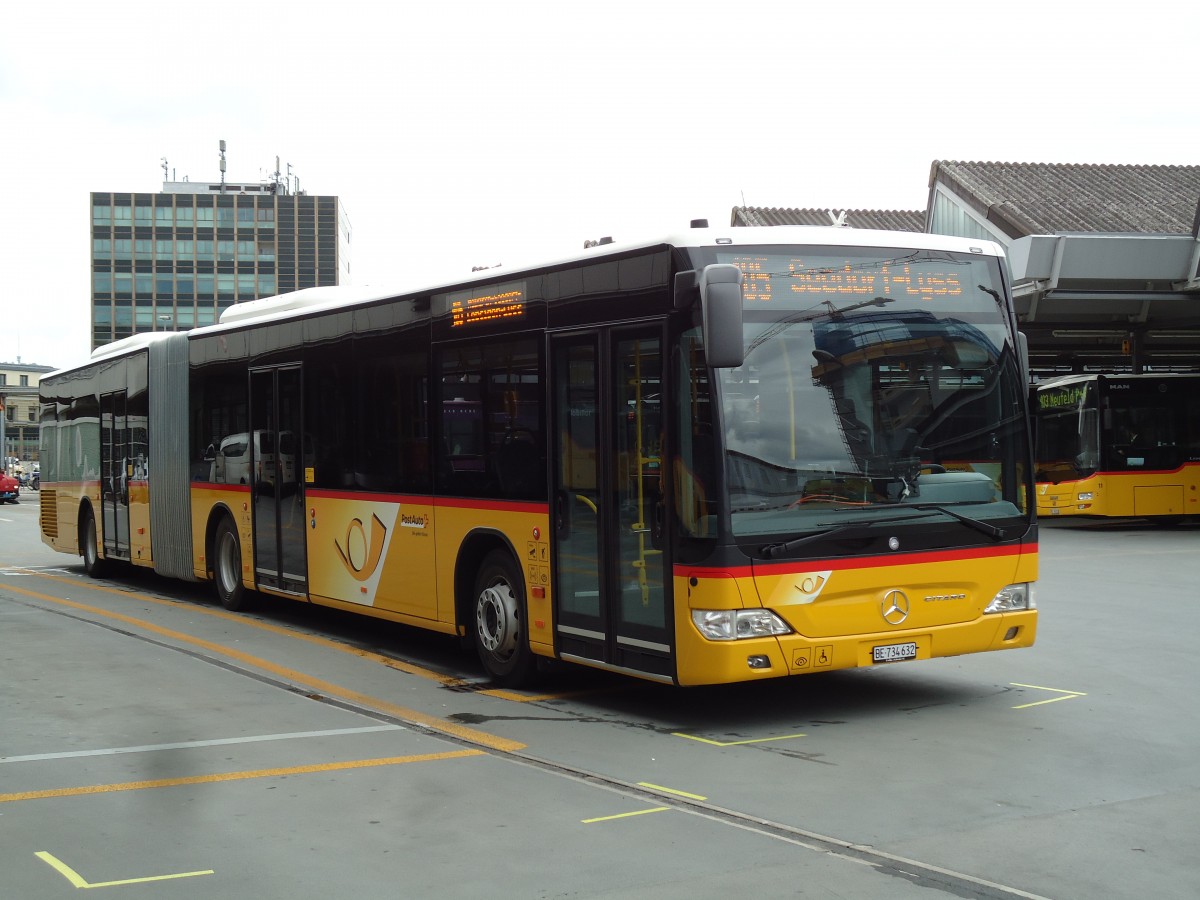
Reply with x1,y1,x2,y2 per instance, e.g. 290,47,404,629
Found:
881,590,910,625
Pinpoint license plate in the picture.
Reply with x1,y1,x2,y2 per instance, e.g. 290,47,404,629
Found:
873,642,918,663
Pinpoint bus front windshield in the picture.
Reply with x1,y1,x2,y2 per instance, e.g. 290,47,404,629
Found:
711,247,1030,545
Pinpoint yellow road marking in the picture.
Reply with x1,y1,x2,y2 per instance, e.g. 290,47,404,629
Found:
637,782,707,801
36,851,213,888
3,581,525,752
671,732,806,746
581,807,670,823
17,568,592,703
2,750,483,804
1010,683,1087,709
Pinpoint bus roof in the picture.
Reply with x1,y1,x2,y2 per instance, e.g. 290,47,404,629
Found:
55,224,1007,377
204,224,1005,333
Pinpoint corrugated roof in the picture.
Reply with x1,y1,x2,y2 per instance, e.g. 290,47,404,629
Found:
730,207,926,232
929,161,1200,237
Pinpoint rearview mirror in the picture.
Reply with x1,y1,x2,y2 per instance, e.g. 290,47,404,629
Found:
700,264,744,368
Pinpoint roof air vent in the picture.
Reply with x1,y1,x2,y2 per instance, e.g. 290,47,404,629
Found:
690,218,709,228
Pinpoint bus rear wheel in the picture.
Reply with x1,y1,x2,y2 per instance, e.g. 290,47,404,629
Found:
472,550,537,687
214,517,251,611
81,508,107,578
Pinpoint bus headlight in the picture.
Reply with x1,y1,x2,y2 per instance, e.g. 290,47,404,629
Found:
692,609,793,641
984,583,1036,614
1077,492,1094,501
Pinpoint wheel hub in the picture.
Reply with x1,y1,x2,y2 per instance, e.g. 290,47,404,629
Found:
476,583,518,657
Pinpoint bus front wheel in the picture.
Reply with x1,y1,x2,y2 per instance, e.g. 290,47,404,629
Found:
214,517,250,611
471,550,537,687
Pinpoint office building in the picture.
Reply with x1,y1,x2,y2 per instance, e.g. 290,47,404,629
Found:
90,175,350,349
1,361,54,465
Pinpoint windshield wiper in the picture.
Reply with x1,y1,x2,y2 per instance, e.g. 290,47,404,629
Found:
760,504,1006,557
761,524,860,558
907,503,1005,541
760,511,944,558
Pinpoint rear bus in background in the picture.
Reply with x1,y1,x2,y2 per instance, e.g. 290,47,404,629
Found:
39,223,1038,686
1033,373,1200,522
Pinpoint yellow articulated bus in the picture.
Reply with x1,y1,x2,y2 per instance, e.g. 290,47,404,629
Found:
39,224,1037,686
1033,373,1200,522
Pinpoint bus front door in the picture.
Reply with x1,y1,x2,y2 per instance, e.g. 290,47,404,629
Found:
552,329,672,682
99,391,130,561
249,366,308,596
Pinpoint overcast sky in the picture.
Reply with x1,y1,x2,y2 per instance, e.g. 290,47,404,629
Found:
2,0,1196,370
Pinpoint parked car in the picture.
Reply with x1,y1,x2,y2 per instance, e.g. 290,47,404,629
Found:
0,470,19,504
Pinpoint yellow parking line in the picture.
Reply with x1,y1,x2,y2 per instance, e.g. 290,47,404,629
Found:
582,807,670,823
2,750,483,804
36,851,213,887
672,732,806,746
1010,683,1087,709
637,782,707,801
4,582,525,752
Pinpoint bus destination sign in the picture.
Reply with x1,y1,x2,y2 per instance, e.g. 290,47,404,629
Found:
447,281,527,328
729,256,966,305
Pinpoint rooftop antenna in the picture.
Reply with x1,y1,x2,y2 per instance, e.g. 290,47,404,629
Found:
219,139,227,193
161,157,169,183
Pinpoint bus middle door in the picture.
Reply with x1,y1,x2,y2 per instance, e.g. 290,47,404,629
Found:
249,365,308,596
99,390,130,561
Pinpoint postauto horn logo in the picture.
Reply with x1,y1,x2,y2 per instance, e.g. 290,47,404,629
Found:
335,513,388,582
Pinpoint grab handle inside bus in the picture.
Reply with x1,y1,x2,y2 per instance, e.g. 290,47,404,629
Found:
699,264,745,368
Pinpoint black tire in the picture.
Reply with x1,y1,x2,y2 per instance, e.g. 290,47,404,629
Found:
81,507,107,578
471,550,537,687
213,517,251,611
